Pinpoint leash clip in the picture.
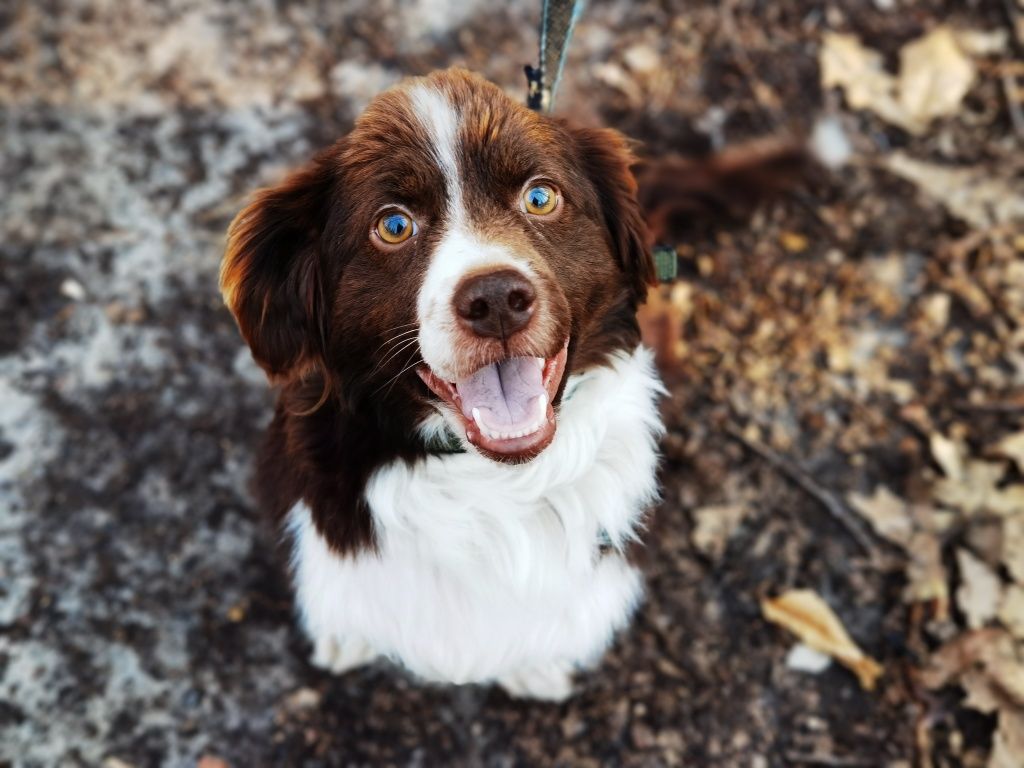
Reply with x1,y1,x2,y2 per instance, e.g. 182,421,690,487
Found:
525,0,586,113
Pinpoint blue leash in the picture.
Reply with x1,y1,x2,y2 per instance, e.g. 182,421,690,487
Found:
525,0,587,113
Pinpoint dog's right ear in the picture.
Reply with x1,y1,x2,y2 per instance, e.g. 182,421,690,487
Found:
220,151,336,381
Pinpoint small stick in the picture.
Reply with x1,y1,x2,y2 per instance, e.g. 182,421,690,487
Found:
784,753,877,768
952,399,1024,414
725,424,878,556
1002,71,1024,141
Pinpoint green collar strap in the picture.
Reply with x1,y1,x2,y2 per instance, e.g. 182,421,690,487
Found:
653,245,678,283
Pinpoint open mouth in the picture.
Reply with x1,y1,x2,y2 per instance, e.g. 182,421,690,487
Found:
417,341,569,460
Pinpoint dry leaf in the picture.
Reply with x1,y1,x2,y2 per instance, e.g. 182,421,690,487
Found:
898,27,976,125
994,432,1024,475
999,584,1024,639
848,486,913,547
821,27,981,135
954,28,1010,56
1005,515,1024,583
691,503,749,560
780,231,809,253
906,531,951,619
883,153,1024,230
933,454,1024,517
922,628,1006,690
820,33,913,131
956,549,1001,629
848,486,953,615
762,589,884,690
990,710,1024,768
923,629,1024,707
962,667,1004,714
931,432,965,481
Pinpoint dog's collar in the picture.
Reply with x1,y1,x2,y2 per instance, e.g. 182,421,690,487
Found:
423,428,467,455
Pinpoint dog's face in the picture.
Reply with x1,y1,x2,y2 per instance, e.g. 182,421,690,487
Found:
222,69,654,463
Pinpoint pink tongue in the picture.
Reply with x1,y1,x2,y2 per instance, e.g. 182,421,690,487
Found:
456,357,544,427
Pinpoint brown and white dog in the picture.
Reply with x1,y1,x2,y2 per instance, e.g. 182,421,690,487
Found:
220,68,666,700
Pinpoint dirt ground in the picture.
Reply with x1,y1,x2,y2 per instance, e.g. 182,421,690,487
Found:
2,0,1023,766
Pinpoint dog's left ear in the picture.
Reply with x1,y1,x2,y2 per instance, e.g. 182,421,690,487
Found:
220,151,336,381
572,126,656,303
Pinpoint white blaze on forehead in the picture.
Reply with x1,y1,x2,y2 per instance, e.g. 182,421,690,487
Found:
407,83,464,219
407,81,535,382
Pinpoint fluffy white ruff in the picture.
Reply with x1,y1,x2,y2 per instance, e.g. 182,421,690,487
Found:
287,345,664,699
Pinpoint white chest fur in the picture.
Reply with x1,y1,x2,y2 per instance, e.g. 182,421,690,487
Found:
286,345,664,696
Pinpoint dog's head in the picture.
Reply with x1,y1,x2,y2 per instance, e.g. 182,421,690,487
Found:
221,69,655,463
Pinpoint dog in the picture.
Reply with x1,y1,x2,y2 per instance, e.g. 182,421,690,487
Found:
221,67,801,700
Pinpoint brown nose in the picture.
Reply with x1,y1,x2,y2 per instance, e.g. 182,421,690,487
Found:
453,269,536,339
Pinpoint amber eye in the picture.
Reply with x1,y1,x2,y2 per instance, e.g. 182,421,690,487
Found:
522,184,559,215
375,211,416,245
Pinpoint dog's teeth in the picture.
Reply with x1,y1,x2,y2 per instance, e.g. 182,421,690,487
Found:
535,392,548,418
472,407,481,425
536,358,545,369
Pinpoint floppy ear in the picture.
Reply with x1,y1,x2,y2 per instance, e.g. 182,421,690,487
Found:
572,126,656,303
220,153,336,380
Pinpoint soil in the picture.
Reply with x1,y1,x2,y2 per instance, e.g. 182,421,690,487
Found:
1,1,1022,766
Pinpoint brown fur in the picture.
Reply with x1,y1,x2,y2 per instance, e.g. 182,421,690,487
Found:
221,70,655,555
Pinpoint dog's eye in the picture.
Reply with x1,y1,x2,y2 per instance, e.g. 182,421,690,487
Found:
522,184,558,216
375,211,416,245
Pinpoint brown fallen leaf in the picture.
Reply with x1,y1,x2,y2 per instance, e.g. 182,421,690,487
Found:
690,503,749,560
923,629,1024,709
761,589,883,690
848,486,913,547
931,432,966,481
898,27,976,126
905,531,951,620
847,487,951,616
820,33,911,131
929,435,1024,516
820,27,980,135
957,548,1002,630
994,431,1024,475
990,709,1024,768
883,153,1024,230
1005,515,1024,583
999,584,1024,639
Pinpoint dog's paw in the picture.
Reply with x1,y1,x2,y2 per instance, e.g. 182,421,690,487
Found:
498,663,574,702
310,635,376,675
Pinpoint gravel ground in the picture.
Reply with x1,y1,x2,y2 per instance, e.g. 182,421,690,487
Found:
2,1,1022,766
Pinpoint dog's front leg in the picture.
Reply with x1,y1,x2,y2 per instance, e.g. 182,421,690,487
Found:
310,634,377,675
497,661,574,702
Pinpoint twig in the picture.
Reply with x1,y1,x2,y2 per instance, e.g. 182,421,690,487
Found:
725,424,878,556
1002,71,1024,141
1001,0,1024,140
952,399,1024,414
784,752,877,767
